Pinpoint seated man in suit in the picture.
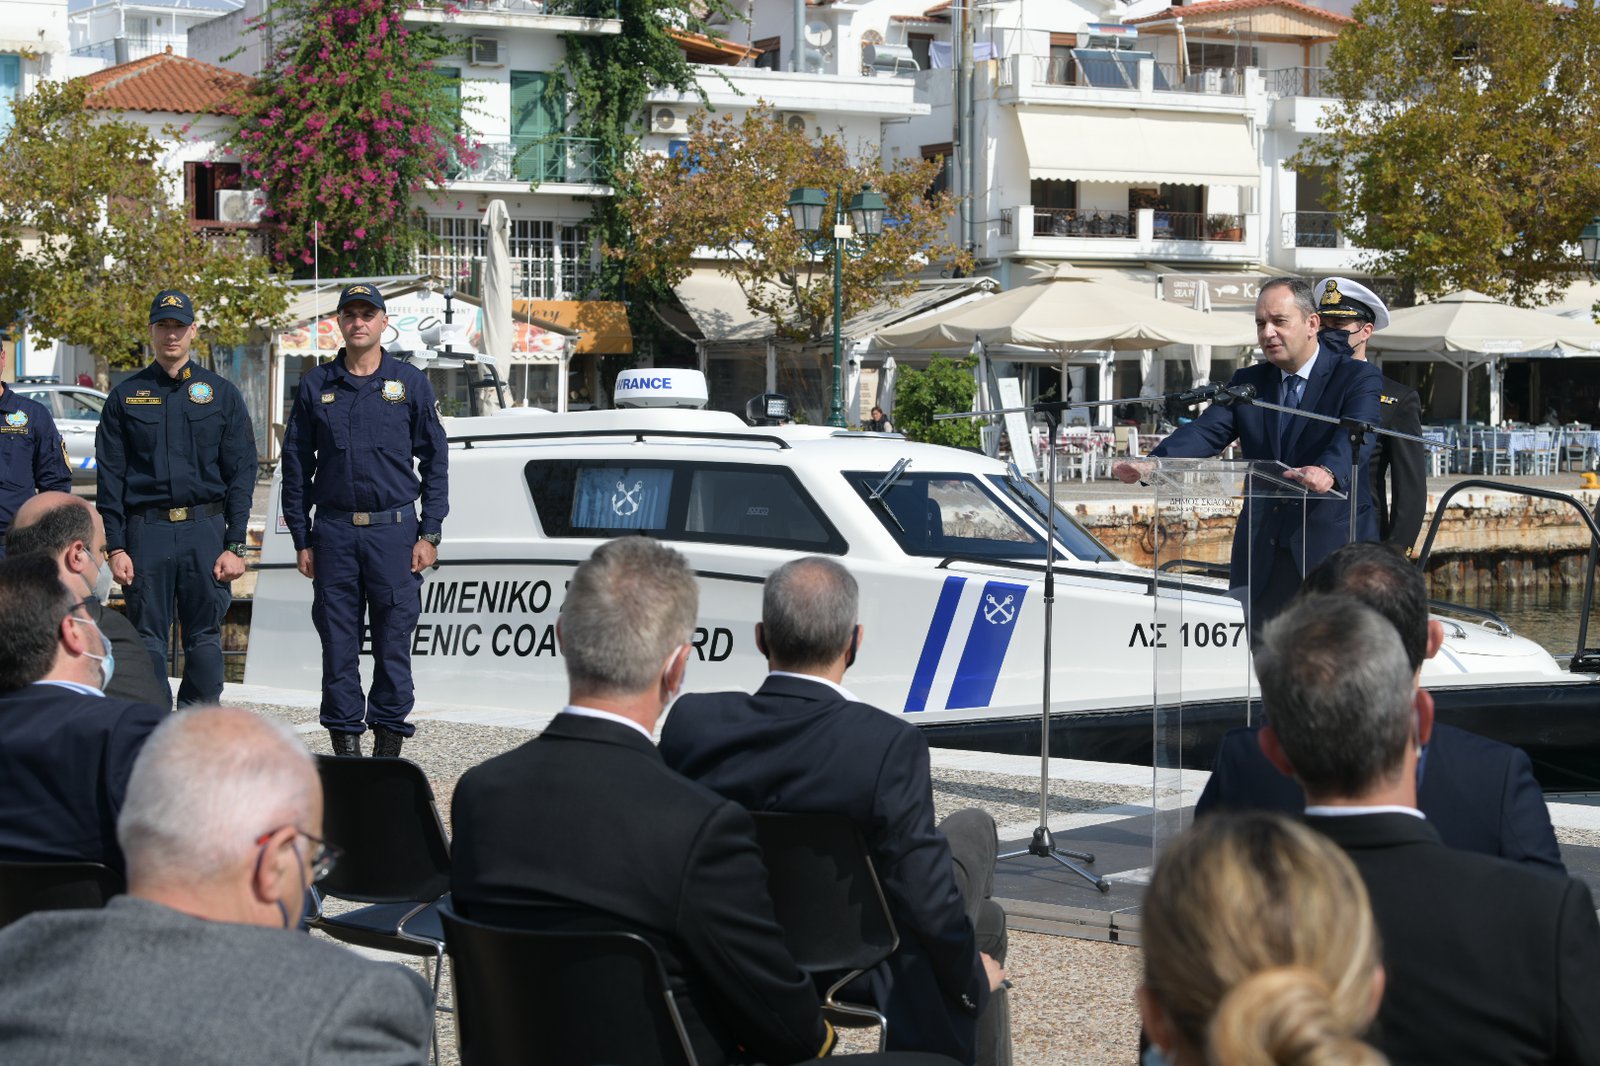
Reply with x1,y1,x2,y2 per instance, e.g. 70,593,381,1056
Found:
0,706,434,1064
1197,541,1563,872
6,491,171,709
661,557,1010,1066
450,538,836,1066
1255,596,1600,1064
0,554,167,875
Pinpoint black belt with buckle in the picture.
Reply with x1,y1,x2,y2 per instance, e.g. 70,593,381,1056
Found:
141,501,225,523
319,508,411,527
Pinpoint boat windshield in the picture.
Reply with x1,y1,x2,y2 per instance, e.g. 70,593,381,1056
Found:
989,473,1116,563
847,470,1110,562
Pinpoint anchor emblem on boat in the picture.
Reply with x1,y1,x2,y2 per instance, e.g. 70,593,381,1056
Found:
612,481,643,516
983,593,1015,625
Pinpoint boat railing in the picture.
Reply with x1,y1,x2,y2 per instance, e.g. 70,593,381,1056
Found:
1416,480,1600,672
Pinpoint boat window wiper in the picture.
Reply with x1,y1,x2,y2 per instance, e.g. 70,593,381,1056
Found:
868,458,911,533
1006,462,1053,527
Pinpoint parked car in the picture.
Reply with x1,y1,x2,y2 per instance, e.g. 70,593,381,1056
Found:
10,380,107,486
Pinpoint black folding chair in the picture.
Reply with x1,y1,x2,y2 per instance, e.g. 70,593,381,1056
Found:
750,811,899,1051
0,860,121,928
439,900,699,1066
311,755,452,1061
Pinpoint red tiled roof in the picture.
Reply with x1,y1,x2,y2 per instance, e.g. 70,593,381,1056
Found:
80,48,253,117
1129,0,1355,27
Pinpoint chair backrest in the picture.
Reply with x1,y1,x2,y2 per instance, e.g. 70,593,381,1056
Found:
749,812,898,976
315,755,451,904
0,860,121,928
439,901,697,1066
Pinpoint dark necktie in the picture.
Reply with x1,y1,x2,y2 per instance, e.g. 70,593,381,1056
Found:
1279,375,1303,452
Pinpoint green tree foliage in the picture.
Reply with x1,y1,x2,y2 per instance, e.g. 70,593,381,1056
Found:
0,80,288,384
893,356,980,448
233,0,462,276
1298,0,1600,304
618,105,969,343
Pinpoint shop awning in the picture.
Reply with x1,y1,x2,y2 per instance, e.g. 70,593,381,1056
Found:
1016,108,1259,187
672,269,780,343
517,300,633,356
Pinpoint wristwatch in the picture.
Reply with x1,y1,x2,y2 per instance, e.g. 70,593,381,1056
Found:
225,541,247,556
419,532,442,546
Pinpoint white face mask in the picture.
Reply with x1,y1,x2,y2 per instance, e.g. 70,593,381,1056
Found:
67,613,116,692
81,547,113,605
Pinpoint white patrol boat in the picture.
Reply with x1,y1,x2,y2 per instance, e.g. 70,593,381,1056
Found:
247,371,1600,789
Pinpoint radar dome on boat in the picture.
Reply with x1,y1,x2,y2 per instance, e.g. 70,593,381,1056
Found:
614,368,709,409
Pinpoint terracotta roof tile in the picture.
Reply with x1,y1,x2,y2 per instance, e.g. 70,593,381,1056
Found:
80,49,253,117
1129,0,1354,27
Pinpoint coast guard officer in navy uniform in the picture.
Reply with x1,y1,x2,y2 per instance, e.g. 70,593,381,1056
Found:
281,284,448,759
97,290,256,708
0,336,72,558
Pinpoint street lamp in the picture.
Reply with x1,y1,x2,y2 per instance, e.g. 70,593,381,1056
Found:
787,184,886,427
1581,216,1600,280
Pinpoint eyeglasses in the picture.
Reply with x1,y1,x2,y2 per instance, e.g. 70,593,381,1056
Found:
255,826,343,883
61,598,94,622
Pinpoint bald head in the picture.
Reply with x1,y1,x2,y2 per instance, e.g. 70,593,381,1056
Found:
6,494,104,590
119,707,318,898
761,557,859,672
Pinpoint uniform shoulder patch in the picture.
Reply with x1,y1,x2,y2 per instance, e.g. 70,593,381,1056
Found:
381,380,406,403
187,381,215,404
1380,394,1399,405
61,440,70,467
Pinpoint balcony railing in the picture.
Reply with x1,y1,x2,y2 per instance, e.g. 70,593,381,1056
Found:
454,0,620,14
1262,67,1332,99
1153,212,1243,242
1033,207,1135,239
1035,55,1244,95
449,135,609,186
1283,211,1343,248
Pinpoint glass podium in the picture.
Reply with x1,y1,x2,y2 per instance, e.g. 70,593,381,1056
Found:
1144,458,1343,863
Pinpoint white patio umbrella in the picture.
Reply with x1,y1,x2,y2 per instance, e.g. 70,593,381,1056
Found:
1190,278,1214,389
1138,348,1165,397
876,355,898,422
1367,289,1600,424
875,264,1258,352
481,199,516,404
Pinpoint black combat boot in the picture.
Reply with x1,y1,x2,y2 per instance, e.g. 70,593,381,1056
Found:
328,730,362,757
372,727,405,758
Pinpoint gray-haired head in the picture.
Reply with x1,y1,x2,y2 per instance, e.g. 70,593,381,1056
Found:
560,537,699,698
118,707,317,889
1254,594,1416,799
761,557,859,671
1258,276,1318,319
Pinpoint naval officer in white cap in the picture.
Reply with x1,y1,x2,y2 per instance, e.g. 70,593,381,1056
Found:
1314,277,1426,554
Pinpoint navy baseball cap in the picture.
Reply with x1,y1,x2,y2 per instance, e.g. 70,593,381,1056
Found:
149,290,195,325
336,283,386,312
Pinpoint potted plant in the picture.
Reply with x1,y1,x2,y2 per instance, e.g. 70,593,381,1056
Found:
1206,213,1243,241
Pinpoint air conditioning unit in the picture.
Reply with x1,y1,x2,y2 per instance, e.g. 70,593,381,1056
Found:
650,106,688,134
778,112,813,135
468,36,500,66
215,188,265,224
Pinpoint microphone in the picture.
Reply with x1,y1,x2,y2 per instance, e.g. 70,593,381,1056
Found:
1216,384,1257,406
1172,383,1222,404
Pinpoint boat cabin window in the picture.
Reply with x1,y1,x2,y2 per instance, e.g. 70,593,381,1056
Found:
525,460,846,553
985,475,1115,562
848,472,1044,558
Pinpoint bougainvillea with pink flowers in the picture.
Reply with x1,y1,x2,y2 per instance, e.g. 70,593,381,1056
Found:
232,0,466,277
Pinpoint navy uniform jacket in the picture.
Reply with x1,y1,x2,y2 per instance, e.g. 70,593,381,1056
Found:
1309,812,1600,1064
280,350,448,552
451,713,831,1066
96,362,257,551
1196,722,1566,872
1151,349,1382,585
0,387,71,532
1373,376,1427,551
0,682,168,876
661,675,988,1061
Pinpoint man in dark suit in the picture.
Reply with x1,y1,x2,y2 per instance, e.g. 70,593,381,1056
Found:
1254,595,1600,1064
661,557,1009,1066
1115,276,1382,627
450,538,836,1066
1314,277,1427,553
6,491,171,708
0,706,433,1065
1197,541,1563,872
0,554,167,876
